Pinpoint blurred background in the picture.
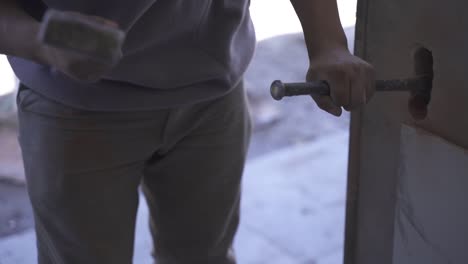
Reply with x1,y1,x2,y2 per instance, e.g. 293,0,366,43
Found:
0,0,357,263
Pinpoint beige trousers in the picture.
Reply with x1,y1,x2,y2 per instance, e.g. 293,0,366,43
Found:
17,82,251,264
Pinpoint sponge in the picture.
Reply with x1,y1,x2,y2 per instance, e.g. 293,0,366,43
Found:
38,9,126,64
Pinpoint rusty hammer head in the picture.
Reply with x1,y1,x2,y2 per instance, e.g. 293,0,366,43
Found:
408,47,434,120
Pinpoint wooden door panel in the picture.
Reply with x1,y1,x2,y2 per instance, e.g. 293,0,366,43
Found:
345,1,468,263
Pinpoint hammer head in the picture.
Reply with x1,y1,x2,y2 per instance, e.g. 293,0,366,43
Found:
409,47,434,120
38,9,126,64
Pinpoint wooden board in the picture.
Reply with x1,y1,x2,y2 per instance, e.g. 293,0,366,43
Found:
345,0,468,263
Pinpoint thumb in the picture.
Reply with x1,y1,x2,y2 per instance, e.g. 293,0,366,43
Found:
311,95,343,117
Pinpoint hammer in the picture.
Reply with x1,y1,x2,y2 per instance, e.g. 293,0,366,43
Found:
270,48,434,120
37,9,126,64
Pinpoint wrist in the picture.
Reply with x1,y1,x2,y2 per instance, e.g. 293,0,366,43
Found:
305,33,348,60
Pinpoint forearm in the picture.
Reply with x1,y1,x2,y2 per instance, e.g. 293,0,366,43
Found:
0,0,43,62
290,0,348,58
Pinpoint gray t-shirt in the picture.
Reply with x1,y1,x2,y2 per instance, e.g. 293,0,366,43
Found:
9,0,256,110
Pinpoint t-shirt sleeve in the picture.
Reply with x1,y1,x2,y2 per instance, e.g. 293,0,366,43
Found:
42,0,157,31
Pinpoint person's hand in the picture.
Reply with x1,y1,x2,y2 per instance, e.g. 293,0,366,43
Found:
35,12,121,82
40,46,119,82
306,47,375,116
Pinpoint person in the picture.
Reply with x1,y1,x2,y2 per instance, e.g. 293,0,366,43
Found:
0,0,375,263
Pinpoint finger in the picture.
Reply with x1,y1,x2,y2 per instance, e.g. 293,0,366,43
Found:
307,67,344,116
66,60,109,82
307,66,349,108
64,11,119,28
91,16,119,28
327,69,350,109
311,95,343,117
346,67,366,111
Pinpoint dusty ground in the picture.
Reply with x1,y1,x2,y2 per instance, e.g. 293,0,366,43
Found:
0,119,33,238
0,179,32,238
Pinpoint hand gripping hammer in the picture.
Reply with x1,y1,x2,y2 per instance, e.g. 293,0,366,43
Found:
270,48,434,120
